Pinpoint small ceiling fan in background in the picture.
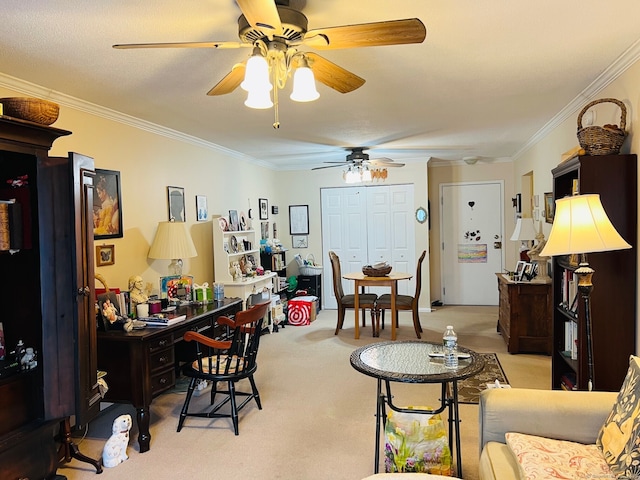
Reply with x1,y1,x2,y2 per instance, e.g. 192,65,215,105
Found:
113,0,426,126
312,147,404,183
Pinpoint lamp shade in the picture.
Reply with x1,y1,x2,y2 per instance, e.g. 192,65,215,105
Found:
290,65,320,102
148,221,197,260
510,217,537,241
540,194,631,257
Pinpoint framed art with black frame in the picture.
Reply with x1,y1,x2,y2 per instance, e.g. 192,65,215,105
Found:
289,204,309,235
259,198,269,220
168,186,186,221
94,169,123,240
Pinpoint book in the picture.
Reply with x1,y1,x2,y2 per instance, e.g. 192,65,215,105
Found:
139,314,186,327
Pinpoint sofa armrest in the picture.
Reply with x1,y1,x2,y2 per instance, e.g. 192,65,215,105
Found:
479,388,616,452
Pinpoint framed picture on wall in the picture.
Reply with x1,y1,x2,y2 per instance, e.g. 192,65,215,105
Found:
196,195,208,222
168,186,185,221
289,204,309,235
259,198,269,220
96,244,115,266
544,192,554,224
94,169,123,240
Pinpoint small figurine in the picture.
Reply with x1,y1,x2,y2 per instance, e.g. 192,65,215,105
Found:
128,275,149,307
102,414,132,468
229,261,242,281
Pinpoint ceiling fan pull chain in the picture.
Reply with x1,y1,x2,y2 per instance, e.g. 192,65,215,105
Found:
273,74,280,129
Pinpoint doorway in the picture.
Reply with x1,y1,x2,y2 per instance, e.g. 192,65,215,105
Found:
440,181,504,305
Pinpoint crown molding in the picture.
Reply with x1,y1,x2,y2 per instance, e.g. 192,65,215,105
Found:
0,72,274,168
513,37,640,160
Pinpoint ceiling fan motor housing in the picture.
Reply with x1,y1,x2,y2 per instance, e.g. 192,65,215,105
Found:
238,6,308,44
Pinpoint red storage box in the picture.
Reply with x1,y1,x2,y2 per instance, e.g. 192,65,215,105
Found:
287,296,317,326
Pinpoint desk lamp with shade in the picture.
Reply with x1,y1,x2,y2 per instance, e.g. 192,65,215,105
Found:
540,194,631,391
148,220,198,276
510,217,538,261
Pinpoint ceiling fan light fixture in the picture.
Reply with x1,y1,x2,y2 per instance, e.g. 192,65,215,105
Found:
290,57,319,102
361,165,372,182
241,47,272,93
244,88,273,109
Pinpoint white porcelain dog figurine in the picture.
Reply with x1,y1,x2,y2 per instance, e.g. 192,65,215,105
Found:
102,414,132,468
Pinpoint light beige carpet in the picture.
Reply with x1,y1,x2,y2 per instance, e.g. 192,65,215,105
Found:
59,305,550,480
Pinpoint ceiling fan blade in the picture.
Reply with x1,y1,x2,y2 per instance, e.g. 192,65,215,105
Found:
311,163,351,171
207,63,246,96
113,41,247,49
236,0,283,36
305,18,426,50
371,162,405,168
305,53,365,94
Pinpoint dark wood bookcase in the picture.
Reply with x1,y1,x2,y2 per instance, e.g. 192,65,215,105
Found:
0,117,99,477
550,154,637,392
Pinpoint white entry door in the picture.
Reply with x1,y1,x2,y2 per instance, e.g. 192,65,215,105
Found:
321,184,415,309
440,182,504,305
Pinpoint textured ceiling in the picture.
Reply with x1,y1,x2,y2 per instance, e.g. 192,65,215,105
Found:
1,1,640,169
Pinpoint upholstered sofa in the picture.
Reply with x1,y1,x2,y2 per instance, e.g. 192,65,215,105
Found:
478,387,618,479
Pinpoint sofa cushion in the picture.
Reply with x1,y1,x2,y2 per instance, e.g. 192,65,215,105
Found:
505,432,614,479
597,355,640,477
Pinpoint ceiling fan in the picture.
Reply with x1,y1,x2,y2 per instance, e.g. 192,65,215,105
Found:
113,0,426,101
311,147,406,170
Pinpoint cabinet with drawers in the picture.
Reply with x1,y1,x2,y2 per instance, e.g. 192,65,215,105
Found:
298,274,322,311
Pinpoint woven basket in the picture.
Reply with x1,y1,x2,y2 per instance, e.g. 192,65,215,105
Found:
0,97,59,125
299,253,322,275
577,98,627,156
362,265,392,277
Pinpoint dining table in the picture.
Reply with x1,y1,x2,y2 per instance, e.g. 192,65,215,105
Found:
342,271,413,340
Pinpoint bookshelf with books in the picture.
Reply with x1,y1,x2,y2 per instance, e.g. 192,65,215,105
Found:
550,154,637,392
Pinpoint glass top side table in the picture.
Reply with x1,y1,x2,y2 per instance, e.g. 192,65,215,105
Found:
350,340,485,477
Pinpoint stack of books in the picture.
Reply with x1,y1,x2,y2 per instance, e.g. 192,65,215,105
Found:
138,314,186,327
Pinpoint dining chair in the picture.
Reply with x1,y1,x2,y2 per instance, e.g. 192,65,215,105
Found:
329,251,378,336
177,301,270,435
376,250,426,339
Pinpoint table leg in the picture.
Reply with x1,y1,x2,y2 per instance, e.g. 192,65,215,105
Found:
445,381,463,478
354,280,360,339
136,406,151,453
390,281,397,340
374,378,384,473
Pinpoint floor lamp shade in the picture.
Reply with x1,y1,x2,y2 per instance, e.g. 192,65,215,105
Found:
510,217,537,241
148,221,197,275
540,194,630,257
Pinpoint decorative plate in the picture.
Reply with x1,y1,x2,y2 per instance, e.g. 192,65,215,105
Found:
218,217,228,231
230,235,238,253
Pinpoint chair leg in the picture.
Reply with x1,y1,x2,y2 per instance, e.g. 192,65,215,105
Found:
361,309,367,327
228,381,239,435
177,377,198,432
381,309,385,330
413,310,422,338
210,380,218,405
248,375,262,410
335,308,346,335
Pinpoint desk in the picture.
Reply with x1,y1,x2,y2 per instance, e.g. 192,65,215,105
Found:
350,341,485,477
97,298,243,452
342,272,412,340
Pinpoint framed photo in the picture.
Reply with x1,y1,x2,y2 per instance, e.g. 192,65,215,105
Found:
292,235,308,248
93,169,123,239
544,192,554,224
514,260,527,281
196,195,208,222
168,186,186,221
259,198,269,220
229,210,239,231
96,244,115,266
523,262,535,281
289,204,309,235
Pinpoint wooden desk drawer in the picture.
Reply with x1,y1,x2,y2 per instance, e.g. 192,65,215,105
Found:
151,369,175,396
149,347,174,373
148,334,173,353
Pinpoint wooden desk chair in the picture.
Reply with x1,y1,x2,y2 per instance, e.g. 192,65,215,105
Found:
177,301,270,435
377,250,426,338
329,251,378,336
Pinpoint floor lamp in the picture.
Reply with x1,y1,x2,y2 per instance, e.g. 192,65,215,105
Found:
540,194,631,391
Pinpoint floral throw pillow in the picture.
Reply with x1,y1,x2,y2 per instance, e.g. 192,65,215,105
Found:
597,355,640,478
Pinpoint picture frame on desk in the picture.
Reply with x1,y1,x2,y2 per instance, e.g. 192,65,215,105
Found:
514,260,527,281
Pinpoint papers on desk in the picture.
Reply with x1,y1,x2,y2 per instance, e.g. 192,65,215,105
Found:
139,314,186,327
